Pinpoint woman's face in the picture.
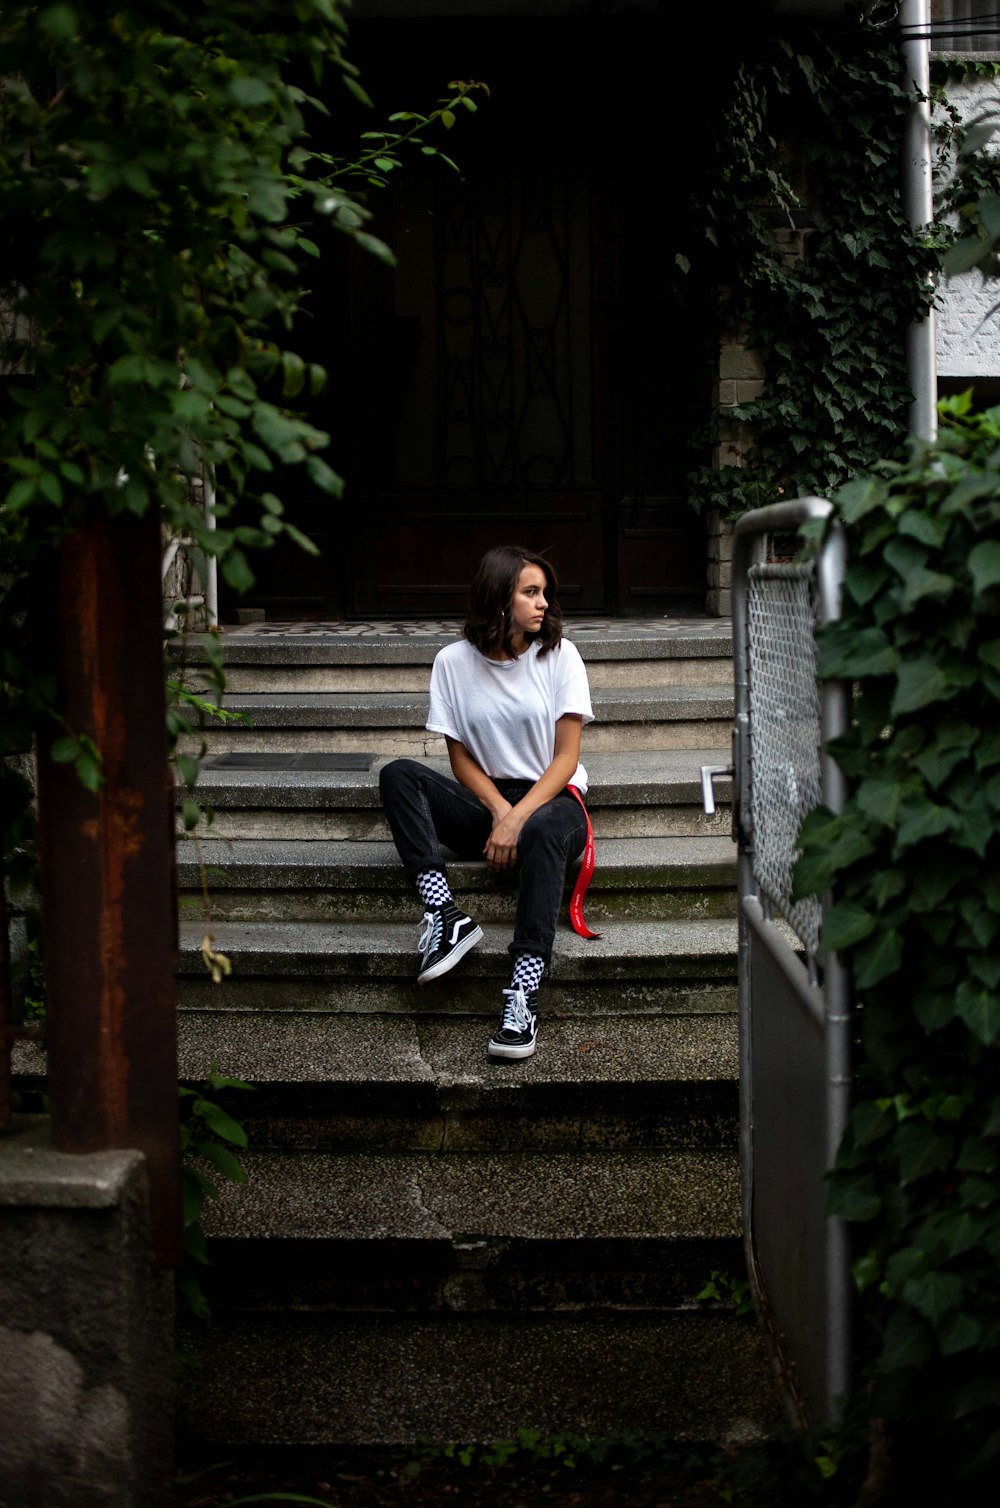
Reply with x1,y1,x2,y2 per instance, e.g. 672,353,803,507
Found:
509,562,549,644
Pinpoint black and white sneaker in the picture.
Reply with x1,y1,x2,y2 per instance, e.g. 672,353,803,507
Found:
488,987,538,1060
417,903,483,985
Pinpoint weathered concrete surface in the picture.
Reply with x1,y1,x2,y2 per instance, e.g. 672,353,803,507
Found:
0,1118,173,1508
176,1311,780,1447
202,1147,741,1243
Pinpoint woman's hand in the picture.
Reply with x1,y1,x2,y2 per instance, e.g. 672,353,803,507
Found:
485,806,523,871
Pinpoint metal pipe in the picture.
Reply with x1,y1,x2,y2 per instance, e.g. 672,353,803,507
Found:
0,881,12,1131
203,465,219,628
815,519,852,1413
901,0,938,442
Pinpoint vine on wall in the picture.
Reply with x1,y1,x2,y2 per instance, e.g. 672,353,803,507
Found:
682,1,936,516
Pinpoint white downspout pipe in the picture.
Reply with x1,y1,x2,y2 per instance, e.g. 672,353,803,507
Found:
901,0,938,441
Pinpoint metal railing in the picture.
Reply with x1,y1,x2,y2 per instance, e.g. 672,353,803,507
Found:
704,497,851,1425
161,465,218,632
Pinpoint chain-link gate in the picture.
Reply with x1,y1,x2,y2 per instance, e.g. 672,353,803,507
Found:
703,498,851,1426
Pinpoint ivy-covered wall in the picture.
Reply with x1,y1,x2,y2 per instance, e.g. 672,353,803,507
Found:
686,3,935,528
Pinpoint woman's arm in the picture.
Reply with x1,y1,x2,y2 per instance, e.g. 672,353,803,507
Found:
445,737,512,823
483,714,583,872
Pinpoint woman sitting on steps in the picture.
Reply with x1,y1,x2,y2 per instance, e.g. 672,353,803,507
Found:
379,543,595,1061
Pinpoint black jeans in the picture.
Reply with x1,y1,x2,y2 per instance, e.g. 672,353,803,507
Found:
379,758,588,965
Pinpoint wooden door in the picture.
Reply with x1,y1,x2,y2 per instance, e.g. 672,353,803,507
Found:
344,148,605,615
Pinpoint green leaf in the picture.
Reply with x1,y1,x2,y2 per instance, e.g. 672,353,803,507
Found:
853,927,904,989
5,478,39,512
75,752,103,792
852,1251,882,1293
968,540,1000,597
939,1311,983,1356
197,1141,247,1184
855,777,901,827
198,1100,249,1148
955,981,1000,1045
351,231,397,266
177,755,200,789
900,567,956,610
828,1170,881,1221
282,521,320,556
892,659,955,716
50,736,79,764
820,900,876,952
834,473,886,523
40,5,79,42
281,352,306,399
901,1270,964,1328
343,76,374,109
894,798,953,851
305,454,344,497
221,549,254,594
896,1120,953,1183
229,77,274,107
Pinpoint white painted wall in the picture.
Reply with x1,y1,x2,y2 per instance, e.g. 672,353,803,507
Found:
935,72,1000,376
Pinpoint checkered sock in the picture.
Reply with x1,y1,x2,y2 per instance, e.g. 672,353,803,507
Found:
510,953,545,997
416,868,453,909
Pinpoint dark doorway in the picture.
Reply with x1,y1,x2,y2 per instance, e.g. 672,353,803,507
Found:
234,11,722,619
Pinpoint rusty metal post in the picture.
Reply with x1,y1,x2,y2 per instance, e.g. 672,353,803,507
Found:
35,507,180,1266
0,882,11,1131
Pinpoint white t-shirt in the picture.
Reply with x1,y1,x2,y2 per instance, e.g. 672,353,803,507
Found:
426,637,594,794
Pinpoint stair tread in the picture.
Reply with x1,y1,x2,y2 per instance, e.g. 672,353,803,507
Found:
191,615,734,667
177,1310,778,1448
216,684,733,718
177,1010,737,1086
203,1145,740,1242
191,748,732,806
179,917,738,977
177,833,736,885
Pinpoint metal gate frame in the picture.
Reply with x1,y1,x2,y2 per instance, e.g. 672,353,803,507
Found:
707,497,851,1425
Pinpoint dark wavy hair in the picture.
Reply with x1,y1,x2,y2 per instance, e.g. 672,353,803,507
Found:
463,544,564,659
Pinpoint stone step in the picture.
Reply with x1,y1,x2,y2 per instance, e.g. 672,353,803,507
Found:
189,749,732,841
220,656,733,693
176,1010,738,1152
177,1138,781,1443
182,617,734,670
177,918,738,1017
183,684,733,757
176,1309,780,1446
178,834,737,923
203,1146,740,1244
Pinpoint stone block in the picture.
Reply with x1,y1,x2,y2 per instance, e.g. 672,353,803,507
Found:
707,529,734,564
0,1119,174,1508
772,226,807,264
718,344,765,382
734,379,765,404
713,442,748,471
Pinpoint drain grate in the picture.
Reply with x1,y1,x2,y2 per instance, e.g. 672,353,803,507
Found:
205,753,375,772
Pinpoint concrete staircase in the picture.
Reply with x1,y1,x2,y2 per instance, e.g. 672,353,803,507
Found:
174,618,782,1447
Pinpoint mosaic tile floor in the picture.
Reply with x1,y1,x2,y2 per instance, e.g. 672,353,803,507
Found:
223,616,732,639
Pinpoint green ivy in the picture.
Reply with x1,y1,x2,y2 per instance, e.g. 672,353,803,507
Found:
795,392,1000,1491
177,1069,254,1322
682,1,937,516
